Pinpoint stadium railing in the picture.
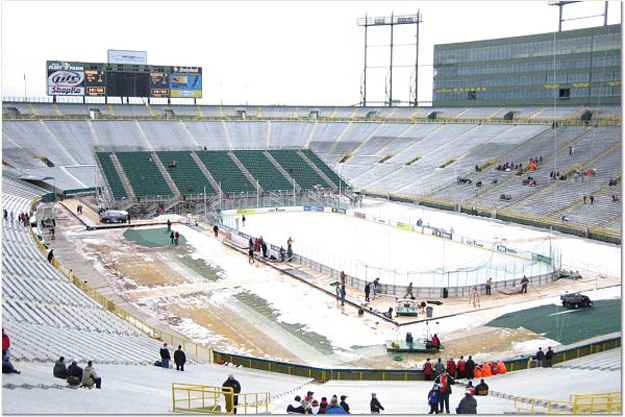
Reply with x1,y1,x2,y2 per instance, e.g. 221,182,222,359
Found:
171,383,270,414
27,196,214,363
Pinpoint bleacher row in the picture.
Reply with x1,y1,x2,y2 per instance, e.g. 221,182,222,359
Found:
2,117,621,232
3,102,622,121
96,149,342,200
1,176,163,364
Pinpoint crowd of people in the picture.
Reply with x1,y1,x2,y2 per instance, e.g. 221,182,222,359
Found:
423,355,507,382
286,390,373,414
54,357,102,389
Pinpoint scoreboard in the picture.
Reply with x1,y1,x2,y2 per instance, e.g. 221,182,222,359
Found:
46,61,202,98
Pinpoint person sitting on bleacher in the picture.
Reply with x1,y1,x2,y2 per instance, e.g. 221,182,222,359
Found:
81,361,102,389
474,379,489,395
2,353,20,374
67,360,83,386
53,356,68,379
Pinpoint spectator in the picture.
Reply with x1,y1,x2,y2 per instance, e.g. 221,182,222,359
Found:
167,219,171,232
433,358,445,377
319,397,328,414
339,395,350,413
370,393,384,414
286,395,305,414
545,347,554,367
364,282,371,302
223,374,241,413
590,195,595,205
310,399,320,414
47,249,55,263
437,371,454,413
485,277,492,295
423,358,433,380
612,194,620,202
535,347,545,368
326,397,348,414
583,196,588,204
2,353,20,374
213,224,219,237
53,356,68,379
456,356,466,379
475,379,489,395
160,343,171,368
496,360,507,374
382,307,393,319
340,286,346,307
261,241,268,258
82,361,102,389
406,332,414,344
67,360,83,386
481,362,492,377
174,345,186,371
302,391,315,413
465,356,476,380
456,390,477,414
446,358,456,379
427,384,440,414
466,381,475,395
2,329,10,357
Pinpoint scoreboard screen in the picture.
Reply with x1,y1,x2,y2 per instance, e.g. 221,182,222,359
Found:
107,72,151,97
46,60,202,98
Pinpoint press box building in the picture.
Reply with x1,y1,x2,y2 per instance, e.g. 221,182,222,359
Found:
433,24,621,107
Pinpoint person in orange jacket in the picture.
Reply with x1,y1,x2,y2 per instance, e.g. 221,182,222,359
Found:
497,360,507,374
473,365,482,379
481,362,492,377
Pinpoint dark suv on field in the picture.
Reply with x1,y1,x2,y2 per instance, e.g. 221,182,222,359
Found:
560,293,593,309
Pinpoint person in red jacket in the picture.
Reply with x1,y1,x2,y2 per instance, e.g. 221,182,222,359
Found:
423,358,433,380
2,329,9,357
456,356,466,379
446,358,457,378
431,334,441,350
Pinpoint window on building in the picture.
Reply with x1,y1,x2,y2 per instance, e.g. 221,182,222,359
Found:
467,91,477,100
559,88,570,99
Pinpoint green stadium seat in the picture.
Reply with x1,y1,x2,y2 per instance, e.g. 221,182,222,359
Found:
95,152,128,200
115,152,173,199
233,151,293,192
195,151,256,194
157,151,216,197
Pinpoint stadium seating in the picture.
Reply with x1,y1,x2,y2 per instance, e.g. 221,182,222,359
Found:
1,177,161,364
156,151,216,196
95,153,128,200
114,152,173,199
301,149,346,189
233,151,293,192
195,151,256,194
268,150,329,189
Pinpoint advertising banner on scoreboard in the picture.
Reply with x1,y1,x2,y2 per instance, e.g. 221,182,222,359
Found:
47,61,85,96
108,50,147,65
170,73,202,98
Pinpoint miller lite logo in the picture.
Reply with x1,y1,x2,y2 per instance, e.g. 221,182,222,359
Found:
48,70,84,87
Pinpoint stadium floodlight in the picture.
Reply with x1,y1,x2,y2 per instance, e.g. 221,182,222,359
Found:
548,1,609,31
357,12,423,107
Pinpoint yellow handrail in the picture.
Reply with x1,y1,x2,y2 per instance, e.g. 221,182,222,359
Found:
171,383,270,414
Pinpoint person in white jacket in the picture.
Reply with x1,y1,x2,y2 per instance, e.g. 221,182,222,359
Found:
82,361,102,389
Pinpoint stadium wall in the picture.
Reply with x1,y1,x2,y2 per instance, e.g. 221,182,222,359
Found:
213,337,621,382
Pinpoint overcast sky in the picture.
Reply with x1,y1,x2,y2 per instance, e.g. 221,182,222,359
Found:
1,0,621,105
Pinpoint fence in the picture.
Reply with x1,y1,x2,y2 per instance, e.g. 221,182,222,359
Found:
513,392,621,415
213,336,621,383
28,196,214,363
220,205,561,298
171,383,270,414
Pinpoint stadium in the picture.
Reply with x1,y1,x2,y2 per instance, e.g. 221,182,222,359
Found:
1,1,622,415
